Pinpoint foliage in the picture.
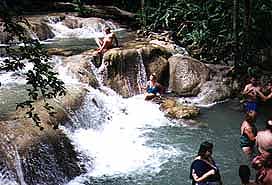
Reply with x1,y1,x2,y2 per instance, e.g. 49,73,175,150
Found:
73,0,92,17
132,0,272,67
0,10,66,129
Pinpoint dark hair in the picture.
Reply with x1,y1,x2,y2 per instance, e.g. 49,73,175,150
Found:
198,141,213,157
104,27,111,32
244,111,256,123
239,165,250,184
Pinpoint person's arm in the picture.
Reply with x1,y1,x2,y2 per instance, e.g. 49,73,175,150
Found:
264,92,272,100
98,39,107,53
192,169,215,182
141,81,149,90
255,88,267,101
242,85,250,95
244,127,256,141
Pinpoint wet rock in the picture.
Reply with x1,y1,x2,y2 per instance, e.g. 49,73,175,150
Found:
168,55,210,96
0,86,88,184
160,98,200,119
102,43,171,97
47,48,75,57
168,55,238,105
29,21,55,41
149,39,188,55
63,53,99,88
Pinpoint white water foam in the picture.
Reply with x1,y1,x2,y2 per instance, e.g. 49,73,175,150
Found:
136,49,147,94
53,56,82,85
0,171,18,185
178,96,228,108
48,16,123,39
0,58,33,86
65,90,178,185
0,56,81,87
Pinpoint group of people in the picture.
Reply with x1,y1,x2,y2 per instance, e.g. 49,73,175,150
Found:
239,77,272,184
189,77,272,185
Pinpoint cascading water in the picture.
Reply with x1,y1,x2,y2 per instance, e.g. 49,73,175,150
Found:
14,147,27,185
47,16,122,39
63,88,179,185
51,52,181,184
136,49,147,93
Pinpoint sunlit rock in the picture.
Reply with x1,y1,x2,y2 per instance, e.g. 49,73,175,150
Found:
160,98,200,119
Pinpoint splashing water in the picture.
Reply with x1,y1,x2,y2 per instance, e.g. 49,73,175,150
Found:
136,49,147,94
48,16,123,39
63,87,178,185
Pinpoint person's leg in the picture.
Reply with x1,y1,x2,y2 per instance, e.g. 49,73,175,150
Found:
144,93,156,100
95,37,103,48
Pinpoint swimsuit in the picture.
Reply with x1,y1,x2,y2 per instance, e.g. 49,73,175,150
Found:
245,101,258,112
146,82,159,94
190,159,221,185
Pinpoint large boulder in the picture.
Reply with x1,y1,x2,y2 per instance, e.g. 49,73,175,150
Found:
168,55,210,96
168,55,239,105
26,16,55,41
197,64,239,104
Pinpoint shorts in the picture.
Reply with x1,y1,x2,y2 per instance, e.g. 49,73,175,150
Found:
245,101,257,112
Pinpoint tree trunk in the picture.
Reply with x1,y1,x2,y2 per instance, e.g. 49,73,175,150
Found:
233,0,239,67
140,0,146,27
244,0,251,55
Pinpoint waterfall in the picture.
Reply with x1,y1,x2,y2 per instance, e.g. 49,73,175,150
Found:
61,59,178,185
14,148,27,185
0,133,24,185
136,49,147,94
64,90,178,183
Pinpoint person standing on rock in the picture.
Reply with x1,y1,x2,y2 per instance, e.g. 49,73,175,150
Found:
95,27,118,54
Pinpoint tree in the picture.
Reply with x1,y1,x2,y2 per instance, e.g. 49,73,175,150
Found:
0,2,66,129
233,0,239,68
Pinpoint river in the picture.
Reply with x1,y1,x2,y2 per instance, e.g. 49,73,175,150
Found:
0,16,269,185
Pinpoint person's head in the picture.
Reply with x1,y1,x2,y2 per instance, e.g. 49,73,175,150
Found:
198,141,213,159
249,77,257,86
149,73,157,82
245,111,256,124
239,165,250,184
266,118,272,132
103,27,111,34
267,81,272,91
